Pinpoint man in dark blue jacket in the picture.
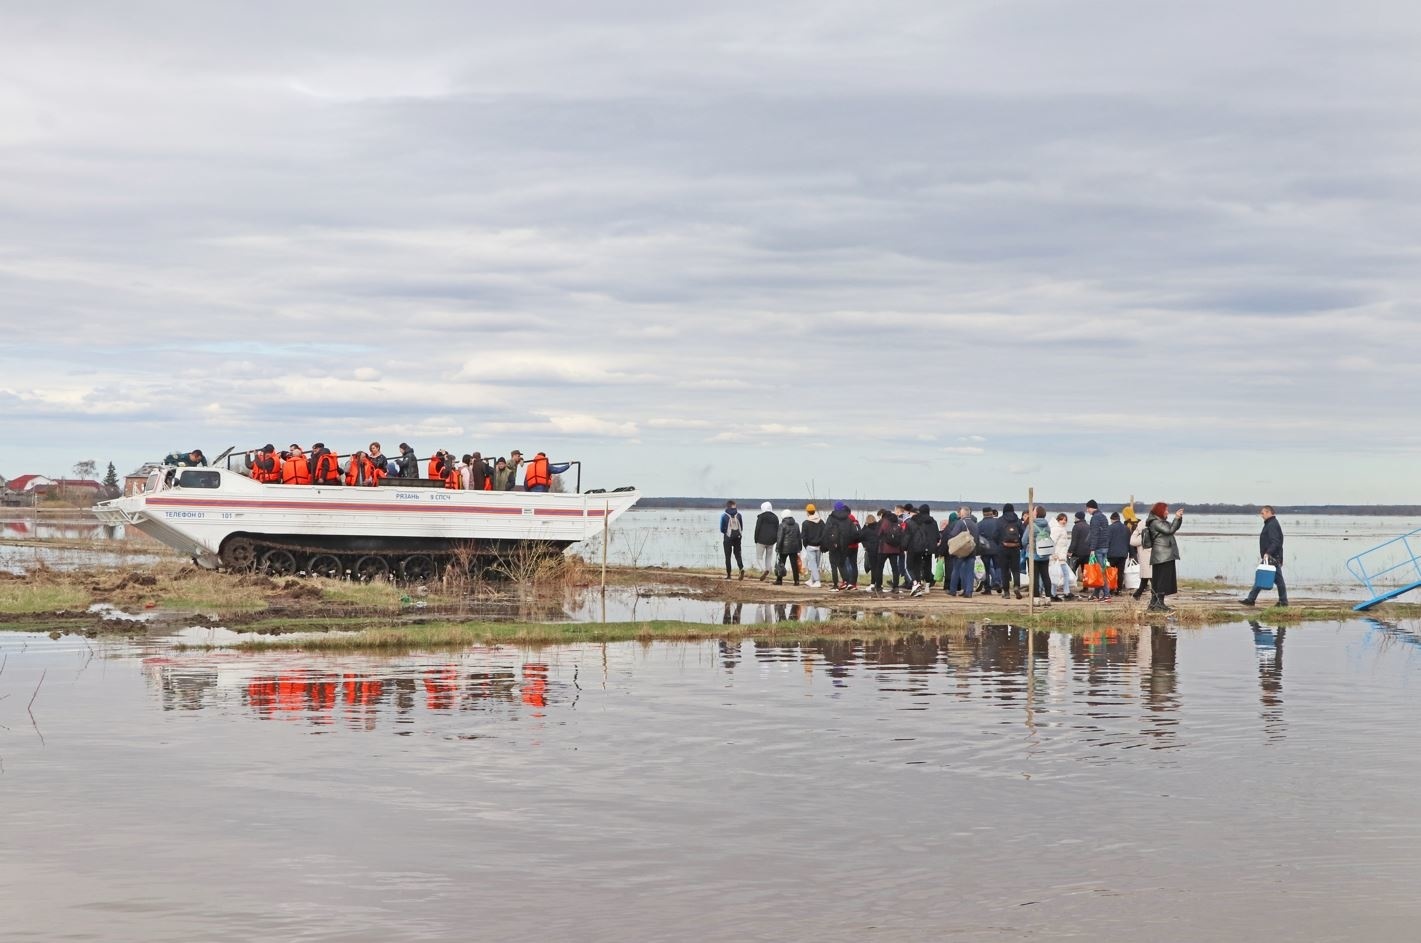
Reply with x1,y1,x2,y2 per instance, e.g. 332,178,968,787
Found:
1242,506,1288,607
1085,499,1111,600
976,508,1001,593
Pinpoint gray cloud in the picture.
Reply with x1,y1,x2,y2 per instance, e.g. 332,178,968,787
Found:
1,1,1418,502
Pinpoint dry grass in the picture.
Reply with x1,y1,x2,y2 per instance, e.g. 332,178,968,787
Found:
0,581,90,614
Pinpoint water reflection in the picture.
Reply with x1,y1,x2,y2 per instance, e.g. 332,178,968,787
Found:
132,623,1314,752
9,619,1419,943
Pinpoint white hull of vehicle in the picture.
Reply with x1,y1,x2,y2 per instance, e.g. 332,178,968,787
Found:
92,467,639,570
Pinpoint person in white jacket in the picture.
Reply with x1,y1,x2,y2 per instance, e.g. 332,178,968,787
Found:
1050,512,1075,601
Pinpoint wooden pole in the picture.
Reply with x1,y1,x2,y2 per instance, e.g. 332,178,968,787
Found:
1027,486,1036,616
601,499,609,594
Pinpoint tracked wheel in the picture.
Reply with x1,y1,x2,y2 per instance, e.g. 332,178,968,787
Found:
355,555,391,583
262,548,298,577
399,554,436,585
307,554,343,579
221,537,258,572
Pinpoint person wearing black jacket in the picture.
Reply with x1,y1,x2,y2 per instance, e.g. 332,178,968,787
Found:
775,513,804,586
905,504,938,596
395,442,419,479
976,508,1001,593
996,504,1024,599
1242,506,1288,607
1068,511,1091,572
1107,512,1131,583
858,510,881,591
753,502,780,581
821,501,859,591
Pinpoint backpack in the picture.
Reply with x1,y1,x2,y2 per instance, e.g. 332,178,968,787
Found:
1000,518,1022,549
881,521,906,550
725,512,742,536
1034,524,1055,556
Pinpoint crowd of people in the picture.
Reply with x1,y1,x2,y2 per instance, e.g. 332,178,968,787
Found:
167,444,569,492
719,498,1223,613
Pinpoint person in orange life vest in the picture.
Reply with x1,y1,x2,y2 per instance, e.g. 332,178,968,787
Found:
281,445,312,485
345,451,383,487
244,444,280,483
310,442,342,485
522,452,571,492
428,449,452,480
443,459,463,489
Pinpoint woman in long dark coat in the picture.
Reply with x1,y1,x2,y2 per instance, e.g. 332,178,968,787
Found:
1145,501,1185,612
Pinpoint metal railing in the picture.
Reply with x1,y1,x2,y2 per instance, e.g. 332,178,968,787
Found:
1346,527,1421,602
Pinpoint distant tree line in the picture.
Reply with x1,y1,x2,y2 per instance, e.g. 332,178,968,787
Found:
637,497,1421,516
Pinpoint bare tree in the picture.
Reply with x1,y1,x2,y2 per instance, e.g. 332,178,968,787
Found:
72,459,97,480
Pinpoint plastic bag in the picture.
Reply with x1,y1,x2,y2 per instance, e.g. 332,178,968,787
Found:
1122,560,1141,590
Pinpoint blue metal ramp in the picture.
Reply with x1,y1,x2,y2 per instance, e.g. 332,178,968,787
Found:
1347,528,1421,611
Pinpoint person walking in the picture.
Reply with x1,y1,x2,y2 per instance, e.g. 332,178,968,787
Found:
906,504,938,596
878,506,910,593
1068,511,1091,575
822,501,859,591
800,504,826,589
997,504,1024,599
1050,512,1075,600
1145,502,1185,612
1242,506,1288,607
1107,512,1131,586
1027,506,1054,601
719,500,746,580
946,506,981,598
1086,500,1112,600
976,507,1001,594
857,509,881,593
1130,514,1153,601
752,502,780,581
775,512,804,586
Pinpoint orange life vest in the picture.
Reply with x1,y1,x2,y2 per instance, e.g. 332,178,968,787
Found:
313,451,341,484
345,455,374,486
252,452,280,483
281,453,312,485
483,476,493,491
524,453,551,490
444,466,462,490
427,455,445,480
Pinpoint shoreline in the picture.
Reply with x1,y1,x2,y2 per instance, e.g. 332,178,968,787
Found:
1,561,1408,647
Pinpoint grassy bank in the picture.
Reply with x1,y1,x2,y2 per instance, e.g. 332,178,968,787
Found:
224,600,1376,652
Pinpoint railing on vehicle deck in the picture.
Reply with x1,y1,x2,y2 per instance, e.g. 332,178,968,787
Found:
1346,527,1421,611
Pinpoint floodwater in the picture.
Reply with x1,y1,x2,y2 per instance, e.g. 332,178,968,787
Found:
4,619,1421,941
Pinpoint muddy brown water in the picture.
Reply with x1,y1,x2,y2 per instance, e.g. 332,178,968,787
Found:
4,619,1421,941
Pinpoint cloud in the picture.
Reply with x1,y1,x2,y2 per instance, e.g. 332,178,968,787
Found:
2,2,1419,502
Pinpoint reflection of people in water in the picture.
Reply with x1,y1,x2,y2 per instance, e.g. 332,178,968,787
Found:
1139,625,1180,743
721,602,743,625
1250,621,1286,739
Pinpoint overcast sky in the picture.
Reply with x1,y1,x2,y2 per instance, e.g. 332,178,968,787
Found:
2,1,1418,504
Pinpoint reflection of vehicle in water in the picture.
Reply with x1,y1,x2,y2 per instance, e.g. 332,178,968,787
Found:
94,464,638,580
142,654,567,727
